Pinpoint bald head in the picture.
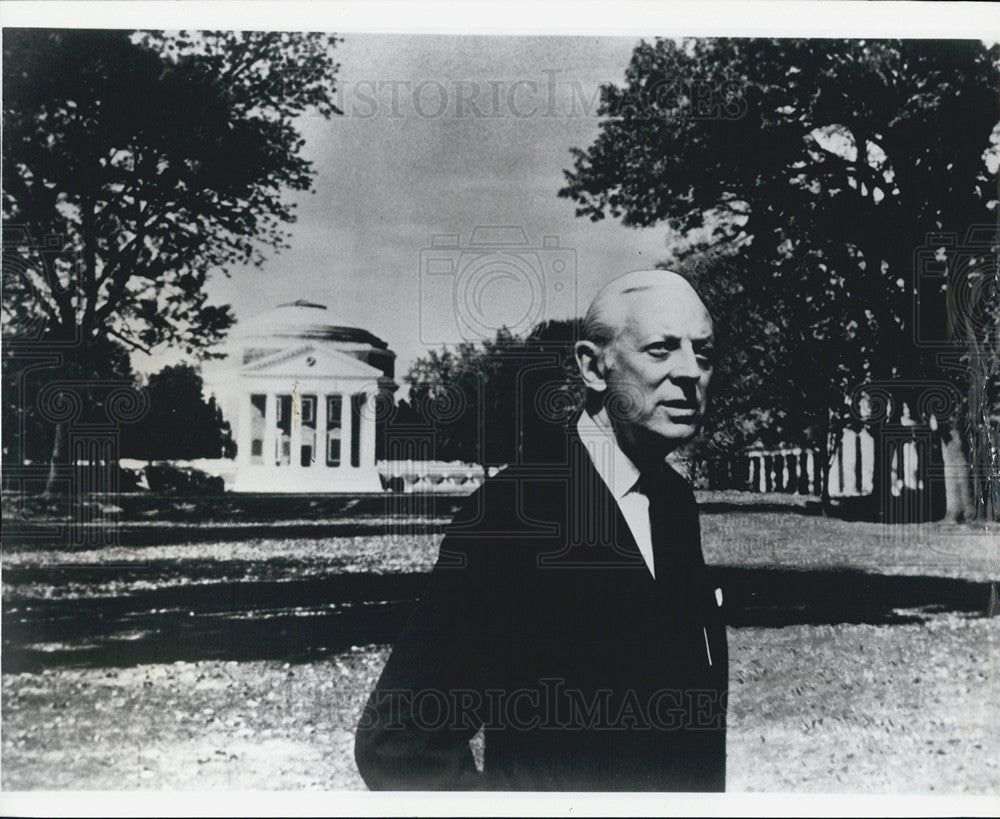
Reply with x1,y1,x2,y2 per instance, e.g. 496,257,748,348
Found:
575,269,714,464
581,269,710,348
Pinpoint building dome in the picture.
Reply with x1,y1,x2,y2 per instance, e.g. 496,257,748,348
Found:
234,299,394,379
236,299,390,350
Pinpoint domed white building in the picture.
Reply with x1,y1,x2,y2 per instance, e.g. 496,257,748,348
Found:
206,300,397,492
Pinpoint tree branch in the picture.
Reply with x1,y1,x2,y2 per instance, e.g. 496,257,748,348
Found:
106,325,153,355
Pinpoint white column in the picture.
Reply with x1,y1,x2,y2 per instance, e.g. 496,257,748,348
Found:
340,389,351,469
757,455,766,492
361,390,377,468
316,392,328,468
290,390,303,471
263,392,277,467
806,450,815,495
841,429,857,495
904,440,919,491
860,430,875,494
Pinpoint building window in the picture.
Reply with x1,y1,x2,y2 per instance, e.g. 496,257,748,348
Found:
326,394,342,467
301,395,315,425
327,394,342,425
351,393,365,467
250,394,266,465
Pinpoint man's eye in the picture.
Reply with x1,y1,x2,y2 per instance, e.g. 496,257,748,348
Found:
645,341,677,356
697,349,715,364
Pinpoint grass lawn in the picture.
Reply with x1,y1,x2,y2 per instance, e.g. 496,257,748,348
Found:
2,496,998,792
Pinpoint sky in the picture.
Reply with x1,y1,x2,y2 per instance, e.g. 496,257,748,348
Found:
137,34,673,378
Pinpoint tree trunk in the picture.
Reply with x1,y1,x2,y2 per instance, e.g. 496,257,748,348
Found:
43,420,67,497
939,424,974,523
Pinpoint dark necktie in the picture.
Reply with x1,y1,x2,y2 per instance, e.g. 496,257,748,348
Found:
638,464,705,601
638,463,720,682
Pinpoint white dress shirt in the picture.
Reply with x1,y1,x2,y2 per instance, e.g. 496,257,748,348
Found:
576,411,656,579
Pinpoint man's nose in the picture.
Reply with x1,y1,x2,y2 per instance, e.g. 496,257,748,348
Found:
670,340,702,381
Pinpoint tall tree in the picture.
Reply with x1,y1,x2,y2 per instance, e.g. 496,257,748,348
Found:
3,28,343,489
561,38,999,519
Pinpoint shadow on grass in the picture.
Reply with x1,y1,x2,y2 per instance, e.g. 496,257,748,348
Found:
6,505,821,551
3,565,996,673
700,501,822,516
2,521,449,552
3,492,471,524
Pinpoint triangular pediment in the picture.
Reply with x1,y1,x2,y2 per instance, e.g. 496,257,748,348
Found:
241,343,383,379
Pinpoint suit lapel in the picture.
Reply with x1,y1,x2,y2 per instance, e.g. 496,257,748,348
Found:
562,421,648,570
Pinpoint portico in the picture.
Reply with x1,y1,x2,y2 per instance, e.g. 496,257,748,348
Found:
208,300,397,493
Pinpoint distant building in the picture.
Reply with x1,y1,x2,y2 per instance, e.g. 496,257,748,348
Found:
205,300,397,492
744,394,942,521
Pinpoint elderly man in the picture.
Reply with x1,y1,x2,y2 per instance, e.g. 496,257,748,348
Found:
355,270,727,791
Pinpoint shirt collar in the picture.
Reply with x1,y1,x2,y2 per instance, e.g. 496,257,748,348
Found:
576,410,642,501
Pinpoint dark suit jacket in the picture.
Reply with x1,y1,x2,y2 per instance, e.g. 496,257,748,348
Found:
355,423,728,791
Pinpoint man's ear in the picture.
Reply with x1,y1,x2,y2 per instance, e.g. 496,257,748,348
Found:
575,340,608,394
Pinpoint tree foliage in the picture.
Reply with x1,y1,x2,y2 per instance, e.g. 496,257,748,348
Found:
121,364,235,461
1,337,135,466
405,321,582,467
561,38,999,511
3,28,343,488
2,28,343,356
